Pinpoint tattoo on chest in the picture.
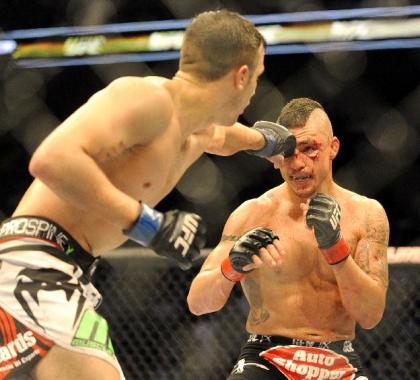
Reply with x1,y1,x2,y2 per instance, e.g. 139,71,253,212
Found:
243,277,270,326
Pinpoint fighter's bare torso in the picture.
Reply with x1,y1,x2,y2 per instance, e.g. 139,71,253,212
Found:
236,184,372,341
13,76,214,254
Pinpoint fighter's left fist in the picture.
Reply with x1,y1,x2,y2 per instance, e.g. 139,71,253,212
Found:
151,210,207,270
221,227,279,282
247,121,296,158
306,193,350,265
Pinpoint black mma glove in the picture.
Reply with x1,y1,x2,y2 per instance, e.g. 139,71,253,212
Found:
247,121,296,158
124,203,206,270
221,227,279,282
306,193,350,265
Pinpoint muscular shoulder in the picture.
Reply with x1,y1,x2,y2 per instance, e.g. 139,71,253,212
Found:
106,76,170,98
360,197,389,245
341,189,386,217
340,189,389,244
223,193,276,235
240,195,274,215
99,76,174,139
109,76,172,110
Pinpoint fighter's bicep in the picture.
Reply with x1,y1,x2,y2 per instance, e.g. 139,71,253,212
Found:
354,201,389,288
354,240,388,288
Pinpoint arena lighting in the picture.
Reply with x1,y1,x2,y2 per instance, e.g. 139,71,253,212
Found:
1,5,420,68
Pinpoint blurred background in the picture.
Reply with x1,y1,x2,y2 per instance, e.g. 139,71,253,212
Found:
1,1,419,379
1,0,419,246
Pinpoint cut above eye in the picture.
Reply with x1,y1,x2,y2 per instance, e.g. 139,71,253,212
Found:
302,146,319,158
302,146,315,153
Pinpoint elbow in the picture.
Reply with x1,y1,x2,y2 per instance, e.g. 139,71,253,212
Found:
29,150,48,179
187,292,223,316
29,142,56,179
357,309,385,330
187,293,202,316
29,146,65,183
188,304,205,317
187,297,206,316
187,295,209,316
187,271,231,315
358,319,380,330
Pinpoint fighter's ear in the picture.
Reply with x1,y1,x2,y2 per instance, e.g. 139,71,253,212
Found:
330,136,340,159
233,65,250,90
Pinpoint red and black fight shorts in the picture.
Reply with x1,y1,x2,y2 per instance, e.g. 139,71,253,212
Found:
228,334,369,380
0,306,53,380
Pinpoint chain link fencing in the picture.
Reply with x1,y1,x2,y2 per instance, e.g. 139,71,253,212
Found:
93,249,420,380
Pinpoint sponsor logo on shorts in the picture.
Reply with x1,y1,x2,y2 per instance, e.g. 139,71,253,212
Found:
0,331,36,363
14,267,86,330
293,339,317,348
248,334,272,343
231,359,269,374
342,341,354,353
71,310,115,357
0,217,74,253
261,345,356,380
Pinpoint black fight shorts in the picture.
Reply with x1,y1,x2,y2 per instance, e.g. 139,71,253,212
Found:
228,334,369,380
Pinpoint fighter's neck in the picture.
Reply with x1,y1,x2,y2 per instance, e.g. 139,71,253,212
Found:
170,71,222,133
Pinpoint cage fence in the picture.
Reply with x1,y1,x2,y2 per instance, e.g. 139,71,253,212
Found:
93,248,420,380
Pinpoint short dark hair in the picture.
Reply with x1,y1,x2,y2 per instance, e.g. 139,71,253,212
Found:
277,98,324,128
179,10,264,81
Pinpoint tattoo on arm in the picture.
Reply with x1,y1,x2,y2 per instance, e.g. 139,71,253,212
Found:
365,217,389,245
356,244,369,273
92,141,127,162
221,234,238,242
355,204,389,288
92,141,139,162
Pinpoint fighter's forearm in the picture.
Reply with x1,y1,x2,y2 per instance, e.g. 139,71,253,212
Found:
187,268,235,315
306,195,387,329
332,257,386,329
225,122,265,154
29,146,140,229
206,122,265,156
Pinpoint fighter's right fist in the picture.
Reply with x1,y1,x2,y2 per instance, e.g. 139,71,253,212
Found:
247,121,296,158
124,204,206,270
306,193,349,265
221,227,279,282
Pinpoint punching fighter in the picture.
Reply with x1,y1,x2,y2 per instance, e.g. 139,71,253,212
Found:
188,98,389,380
0,10,294,380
